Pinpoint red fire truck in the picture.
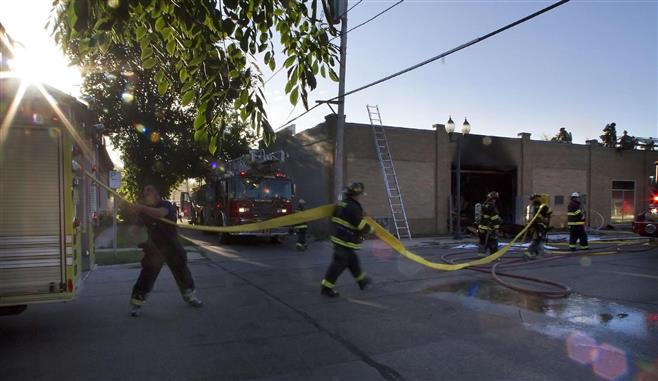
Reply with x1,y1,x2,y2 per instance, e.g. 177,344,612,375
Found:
192,150,295,243
632,161,658,237
632,193,658,237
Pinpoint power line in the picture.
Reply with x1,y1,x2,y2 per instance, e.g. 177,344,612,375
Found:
342,0,404,38
264,66,285,84
340,0,364,19
277,0,570,130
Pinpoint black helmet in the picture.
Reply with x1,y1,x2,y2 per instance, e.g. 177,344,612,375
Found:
487,191,499,200
344,182,366,196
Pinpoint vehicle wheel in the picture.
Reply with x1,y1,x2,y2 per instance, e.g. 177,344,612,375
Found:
0,305,27,316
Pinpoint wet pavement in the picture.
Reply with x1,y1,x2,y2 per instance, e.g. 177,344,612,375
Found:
1,233,657,380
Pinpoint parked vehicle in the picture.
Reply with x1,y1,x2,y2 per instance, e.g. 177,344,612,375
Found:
192,150,295,243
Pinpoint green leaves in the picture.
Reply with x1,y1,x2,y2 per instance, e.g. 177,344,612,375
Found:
283,55,296,68
143,57,157,69
166,39,175,55
289,87,299,106
157,80,169,96
52,0,340,153
155,17,165,32
179,67,189,82
194,112,205,130
181,90,195,106
328,67,339,82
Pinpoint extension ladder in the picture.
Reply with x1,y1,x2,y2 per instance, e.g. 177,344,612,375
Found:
366,105,412,240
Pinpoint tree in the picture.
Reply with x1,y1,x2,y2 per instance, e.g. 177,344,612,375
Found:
81,43,256,199
51,0,339,147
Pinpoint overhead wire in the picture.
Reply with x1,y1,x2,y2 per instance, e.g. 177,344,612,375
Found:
340,0,364,19
267,0,400,128
331,0,404,42
276,0,570,130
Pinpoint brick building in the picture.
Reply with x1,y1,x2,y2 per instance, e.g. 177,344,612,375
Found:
271,114,658,237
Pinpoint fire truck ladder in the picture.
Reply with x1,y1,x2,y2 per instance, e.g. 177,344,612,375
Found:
225,149,287,174
366,105,412,240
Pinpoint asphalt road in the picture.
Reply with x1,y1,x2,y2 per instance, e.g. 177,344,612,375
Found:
1,233,657,381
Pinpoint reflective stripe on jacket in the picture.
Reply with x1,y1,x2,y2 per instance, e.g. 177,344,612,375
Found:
567,200,585,226
331,198,372,249
478,200,502,231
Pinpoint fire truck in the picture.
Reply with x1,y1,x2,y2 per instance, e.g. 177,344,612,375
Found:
0,77,103,315
632,193,658,237
632,161,658,237
192,150,295,243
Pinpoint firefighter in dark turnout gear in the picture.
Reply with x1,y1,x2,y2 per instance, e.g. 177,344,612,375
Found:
568,192,588,251
321,182,373,298
478,191,502,256
294,199,308,251
526,194,552,260
129,184,203,317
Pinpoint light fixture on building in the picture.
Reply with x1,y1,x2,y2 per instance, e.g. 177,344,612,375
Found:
462,117,471,134
445,116,455,134
440,115,472,239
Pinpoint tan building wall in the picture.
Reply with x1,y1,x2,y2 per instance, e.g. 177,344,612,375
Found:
271,115,658,236
344,125,437,235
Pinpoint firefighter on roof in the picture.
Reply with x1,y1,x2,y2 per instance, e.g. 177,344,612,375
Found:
321,182,373,298
478,191,502,256
568,192,588,251
294,199,308,251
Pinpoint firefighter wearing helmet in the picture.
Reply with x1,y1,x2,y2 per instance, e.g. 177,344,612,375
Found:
321,182,373,298
567,192,588,250
526,194,552,260
478,191,503,256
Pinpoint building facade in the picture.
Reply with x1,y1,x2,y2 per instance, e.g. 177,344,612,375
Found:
271,115,658,237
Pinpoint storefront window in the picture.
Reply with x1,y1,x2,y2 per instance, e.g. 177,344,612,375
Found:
611,181,635,223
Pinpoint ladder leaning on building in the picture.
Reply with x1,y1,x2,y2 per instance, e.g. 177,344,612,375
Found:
366,105,412,240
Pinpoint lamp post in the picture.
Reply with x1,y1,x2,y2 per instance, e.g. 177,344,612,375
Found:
445,116,471,239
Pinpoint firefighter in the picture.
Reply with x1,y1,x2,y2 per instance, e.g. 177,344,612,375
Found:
478,191,502,256
600,122,617,148
567,192,588,251
526,194,552,260
618,130,636,150
321,182,373,298
129,184,203,317
553,127,572,143
294,199,308,251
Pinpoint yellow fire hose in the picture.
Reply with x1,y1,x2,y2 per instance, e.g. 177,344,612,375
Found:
85,171,646,272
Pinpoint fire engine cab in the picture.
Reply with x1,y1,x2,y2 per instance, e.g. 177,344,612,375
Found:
632,194,658,237
192,150,295,243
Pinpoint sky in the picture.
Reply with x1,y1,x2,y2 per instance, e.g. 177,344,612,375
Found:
1,0,656,168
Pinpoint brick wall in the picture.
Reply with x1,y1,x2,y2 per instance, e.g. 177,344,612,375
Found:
271,116,658,236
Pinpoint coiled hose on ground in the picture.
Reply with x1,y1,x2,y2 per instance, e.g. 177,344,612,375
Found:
439,240,655,298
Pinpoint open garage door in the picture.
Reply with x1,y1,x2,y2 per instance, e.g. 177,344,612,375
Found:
452,168,517,233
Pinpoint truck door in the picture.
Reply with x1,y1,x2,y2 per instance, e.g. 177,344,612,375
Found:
0,125,67,298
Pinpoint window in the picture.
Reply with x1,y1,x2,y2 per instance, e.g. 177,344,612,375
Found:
611,181,635,223
231,178,292,199
554,195,564,205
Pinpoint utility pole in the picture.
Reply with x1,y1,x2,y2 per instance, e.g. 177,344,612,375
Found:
333,0,348,201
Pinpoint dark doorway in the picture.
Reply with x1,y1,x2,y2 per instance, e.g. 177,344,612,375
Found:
451,168,517,232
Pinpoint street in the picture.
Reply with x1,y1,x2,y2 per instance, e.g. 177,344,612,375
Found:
1,233,657,381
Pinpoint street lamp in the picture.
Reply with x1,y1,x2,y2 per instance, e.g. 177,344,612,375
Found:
445,116,470,239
